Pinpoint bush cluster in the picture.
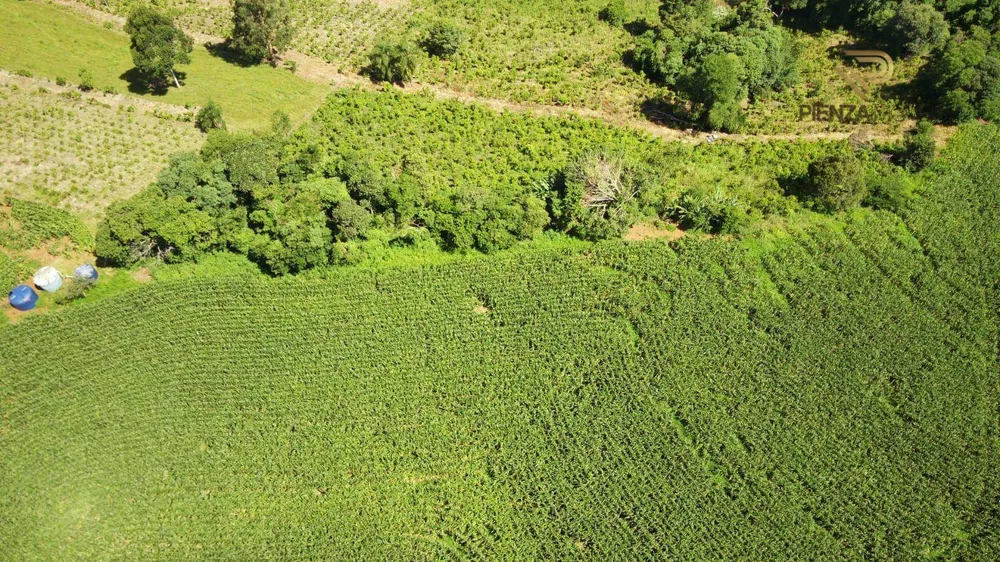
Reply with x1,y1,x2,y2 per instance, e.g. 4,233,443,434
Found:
367,41,418,84
632,0,799,132
421,21,465,59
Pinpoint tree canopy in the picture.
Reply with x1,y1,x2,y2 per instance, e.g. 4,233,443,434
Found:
231,0,294,65
125,6,192,88
632,0,799,132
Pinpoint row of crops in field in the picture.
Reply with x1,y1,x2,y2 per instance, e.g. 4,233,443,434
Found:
78,0,659,112
1,124,997,559
0,251,28,295
0,77,203,224
0,198,93,250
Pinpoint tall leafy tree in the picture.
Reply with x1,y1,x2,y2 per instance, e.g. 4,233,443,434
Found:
125,6,193,88
231,0,295,65
689,53,747,132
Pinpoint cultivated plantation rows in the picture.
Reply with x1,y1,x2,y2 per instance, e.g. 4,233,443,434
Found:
1,125,997,559
0,75,203,224
0,251,29,296
81,0,659,111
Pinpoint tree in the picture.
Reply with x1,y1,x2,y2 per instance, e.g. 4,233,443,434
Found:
231,0,294,65
806,154,868,212
901,119,936,171
599,0,629,27
689,53,747,132
247,190,332,274
889,2,950,57
330,199,372,241
95,188,224,266
202,132,280,200
195,101,226,132
924,29,1000,122
421,21,466,59
155,152,236,214
367,41,418,84
125,6,192,88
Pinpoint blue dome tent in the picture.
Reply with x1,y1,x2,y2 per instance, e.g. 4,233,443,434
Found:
9,285,38,311
73,264,99,282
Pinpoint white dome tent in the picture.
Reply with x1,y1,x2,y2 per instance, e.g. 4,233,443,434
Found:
33,266,63,293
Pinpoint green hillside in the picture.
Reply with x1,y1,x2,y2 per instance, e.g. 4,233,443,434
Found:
1,125,998,559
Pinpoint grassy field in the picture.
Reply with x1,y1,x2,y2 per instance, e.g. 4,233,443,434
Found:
1,124,997,559
0,73,204,225
0,0,329,130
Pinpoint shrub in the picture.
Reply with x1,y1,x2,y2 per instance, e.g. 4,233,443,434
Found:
901,119,935,171
421,21,465,59
367,41,418,84
55,278,93,304
599,1,629,27
270,110,291,136
865,167,916,212
671,189,748,234
284,60,297,73
55,76,67,86
805,154,868,212
14,69,32,78
195,100,227,132
78,68,95,91
553,150,645,240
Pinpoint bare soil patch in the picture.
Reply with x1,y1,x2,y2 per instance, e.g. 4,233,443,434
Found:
131,267,152,283
625,223,686,242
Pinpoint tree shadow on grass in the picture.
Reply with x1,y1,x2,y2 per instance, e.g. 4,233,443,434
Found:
777,171,811,201
119,68,186,95
623,19,653,37
640,97,700,130
205,40,259,67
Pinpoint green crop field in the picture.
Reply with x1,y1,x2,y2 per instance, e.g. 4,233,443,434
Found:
1,0,998,556
0,73,204,224
1,124,997,559
0,0,329,130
